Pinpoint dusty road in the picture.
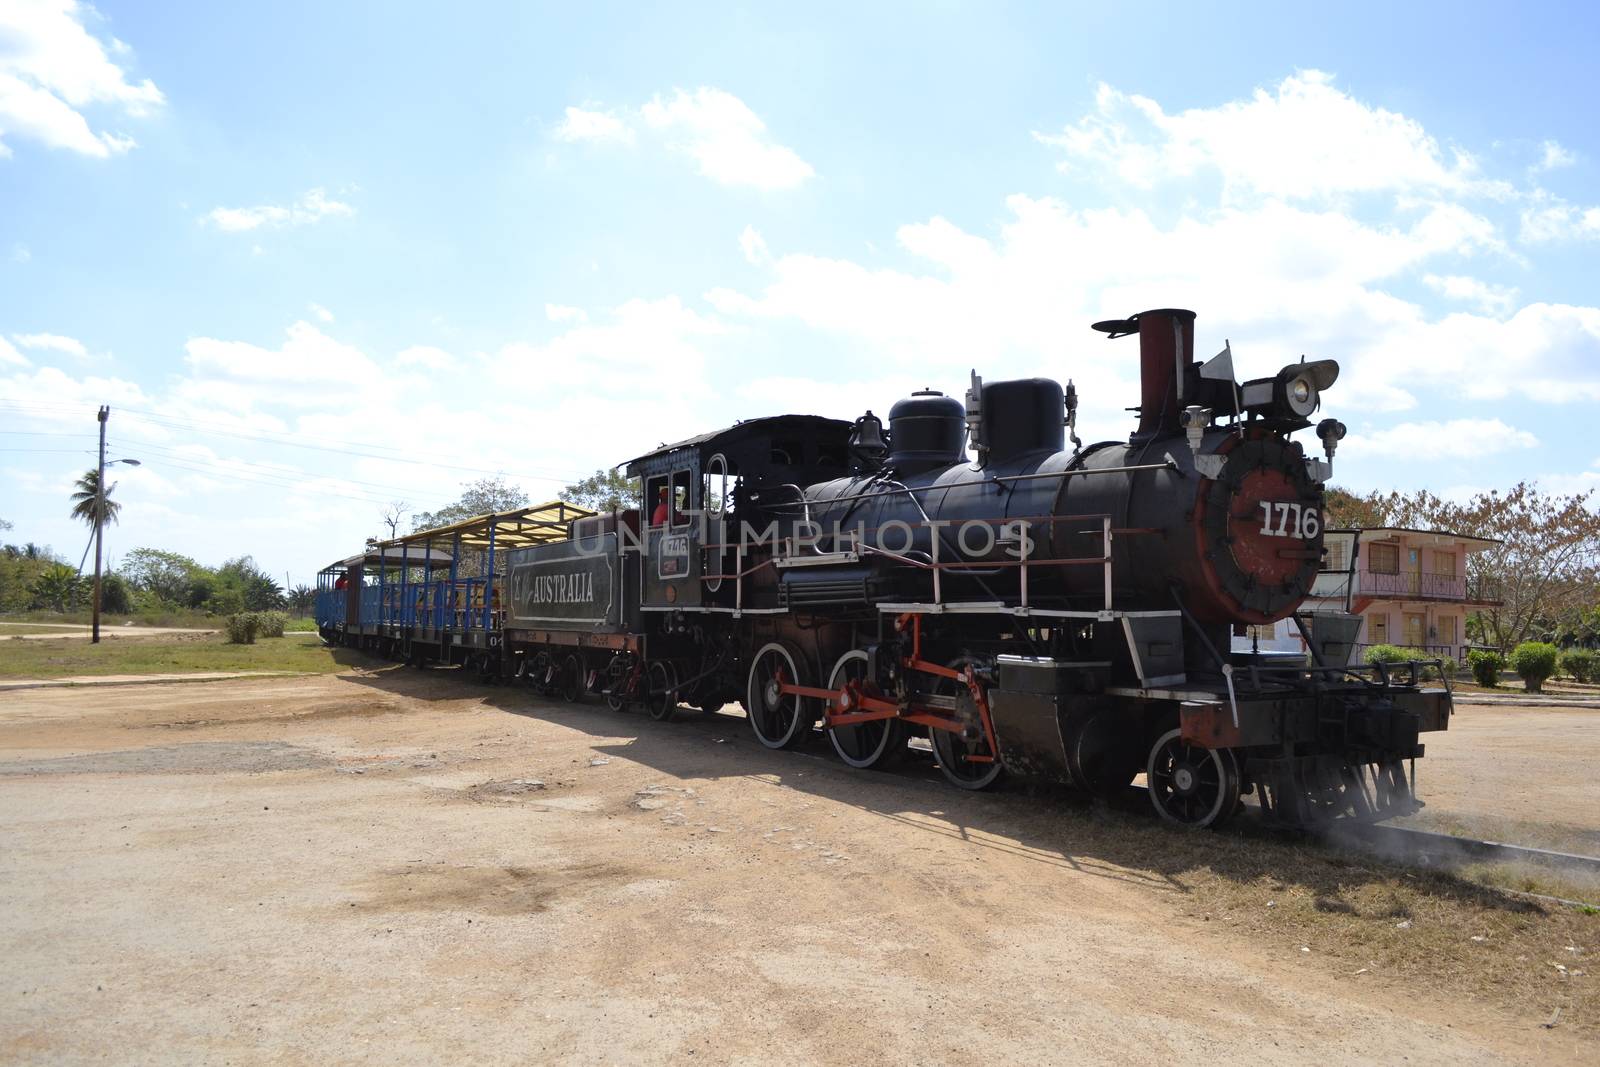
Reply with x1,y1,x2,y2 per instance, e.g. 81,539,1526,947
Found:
0,622,219,640
1,666,1593,1065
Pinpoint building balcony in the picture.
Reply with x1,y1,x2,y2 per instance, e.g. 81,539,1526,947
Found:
1308,570,1503,606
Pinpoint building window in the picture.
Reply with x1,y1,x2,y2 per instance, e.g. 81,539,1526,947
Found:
1324,539,1348,572
1404,612,1426,647
1434,550,1456,576
1368,542,1399,574
1369,613,1389,643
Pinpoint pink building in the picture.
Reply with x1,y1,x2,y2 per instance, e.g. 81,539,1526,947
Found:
1317,527,1502,661
1242,526,1502,663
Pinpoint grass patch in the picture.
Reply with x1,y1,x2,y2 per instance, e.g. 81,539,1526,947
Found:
0,631,346,679
995,795,1599,1034
284,617,317,632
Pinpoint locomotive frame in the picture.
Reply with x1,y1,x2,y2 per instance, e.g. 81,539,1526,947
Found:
317,308,1453,830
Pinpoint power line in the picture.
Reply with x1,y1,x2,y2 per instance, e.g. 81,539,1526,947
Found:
0,399,593,485
114,407,591,484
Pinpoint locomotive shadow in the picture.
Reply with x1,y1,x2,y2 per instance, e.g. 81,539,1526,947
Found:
338,664,1542,916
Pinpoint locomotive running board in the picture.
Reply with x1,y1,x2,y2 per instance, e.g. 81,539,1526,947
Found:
877,602,1182,621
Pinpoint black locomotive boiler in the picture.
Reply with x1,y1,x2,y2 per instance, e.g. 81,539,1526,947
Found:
318,308,1451,830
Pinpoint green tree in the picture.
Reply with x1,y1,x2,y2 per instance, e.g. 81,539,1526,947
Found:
288,584,316,616
122,548,208,606
1322,486,1397,529
69,469,121,529
562,468,640,512
99,573,133,614
218,556,285,611
411,476,531,532
30,563,82,612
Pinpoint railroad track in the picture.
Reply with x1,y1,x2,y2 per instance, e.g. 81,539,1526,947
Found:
1329,822,1600,880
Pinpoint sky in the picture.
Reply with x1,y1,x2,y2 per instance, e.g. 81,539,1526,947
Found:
2,0,1598,589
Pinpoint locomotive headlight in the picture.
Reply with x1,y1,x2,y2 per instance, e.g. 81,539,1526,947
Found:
1285,374,1316,416
1240,359,1340,422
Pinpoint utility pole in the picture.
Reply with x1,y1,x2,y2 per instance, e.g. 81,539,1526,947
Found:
92,405,108,644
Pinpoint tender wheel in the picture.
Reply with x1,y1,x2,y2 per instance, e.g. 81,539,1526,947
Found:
745,641,815,749
825,650,907,769
645,661,677,722
558,654,583,703
929,657,1003,790
1146,728,1242,829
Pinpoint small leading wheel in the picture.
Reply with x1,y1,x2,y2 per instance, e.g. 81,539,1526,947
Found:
825,650,907,770
745,641,815,749
1146,728,1242,828
558,653,583,703
929,657,1003,790
645,660,677,722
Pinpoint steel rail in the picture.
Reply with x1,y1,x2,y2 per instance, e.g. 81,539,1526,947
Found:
1327,822,1600,878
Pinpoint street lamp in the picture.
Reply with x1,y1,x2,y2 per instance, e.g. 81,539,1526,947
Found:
91,402,142,644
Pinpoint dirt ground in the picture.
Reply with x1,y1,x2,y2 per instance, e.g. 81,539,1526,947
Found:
1,665,1595,1065
1392,704,1600,856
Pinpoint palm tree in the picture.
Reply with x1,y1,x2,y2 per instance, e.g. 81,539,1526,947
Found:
70,469,120,529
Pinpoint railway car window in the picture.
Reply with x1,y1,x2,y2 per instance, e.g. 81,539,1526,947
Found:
646,475,669,527
705,454,727,515
670,470,691,527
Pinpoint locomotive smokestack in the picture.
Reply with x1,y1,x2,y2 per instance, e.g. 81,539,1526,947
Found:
1135,308,1196,438
1090,308,1198,439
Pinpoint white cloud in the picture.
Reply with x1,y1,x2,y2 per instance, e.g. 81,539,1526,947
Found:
1340,419,1538,461
1536,139,1575,172
738,225,770,265
394,344,455,370
11,331,87,357
1519,198,1600,243
10,242,29,263
544,304,588,324
202,188,355,233
0,0,163,158
0,337,30,367
1036,71,1498,203
553,105,634,144
642,88,814,190
1422,274,1519,315
552,87,814,191
308,302,334,323
185,320,379,391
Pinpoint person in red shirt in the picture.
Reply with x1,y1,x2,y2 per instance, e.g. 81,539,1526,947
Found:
651,486,670,526
334,574,349,590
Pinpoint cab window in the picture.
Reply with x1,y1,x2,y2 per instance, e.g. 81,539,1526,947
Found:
670,470,692,528
645,475,669,527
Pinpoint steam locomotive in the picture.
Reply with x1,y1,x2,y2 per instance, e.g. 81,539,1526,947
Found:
317,308,1451,829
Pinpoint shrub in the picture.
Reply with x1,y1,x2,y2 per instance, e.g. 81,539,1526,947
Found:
224,612,260,645
256,610,286,638
1509,641,1559,693
1559,648,1597,684
1467,649,1504,688
1363,644,1411,666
